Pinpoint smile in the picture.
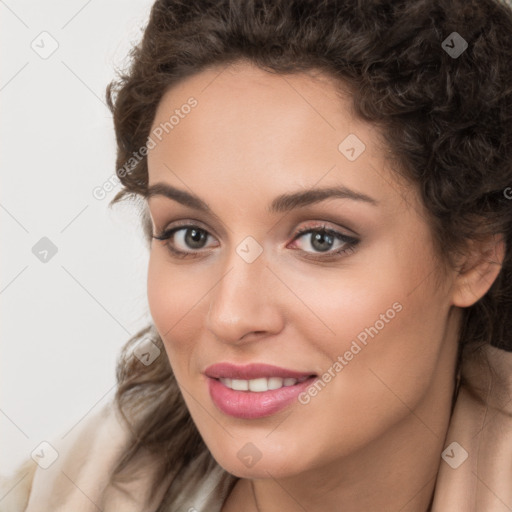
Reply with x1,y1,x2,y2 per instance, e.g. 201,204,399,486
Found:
218,376,310,392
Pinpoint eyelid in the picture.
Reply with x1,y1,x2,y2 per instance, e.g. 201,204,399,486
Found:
156,218,355,243
291,216,361,238
149,207,227,237
159,218,219,238
291,225,356,243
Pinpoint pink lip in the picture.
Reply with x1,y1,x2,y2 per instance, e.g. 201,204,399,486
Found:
204,362,315,380
204,363,317,419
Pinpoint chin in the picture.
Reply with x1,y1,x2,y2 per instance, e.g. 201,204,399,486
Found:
204,434,313,480
214,454,296,479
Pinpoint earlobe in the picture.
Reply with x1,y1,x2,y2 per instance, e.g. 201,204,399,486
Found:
451,234,506,308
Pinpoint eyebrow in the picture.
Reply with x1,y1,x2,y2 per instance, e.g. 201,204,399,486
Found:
145,182,378,214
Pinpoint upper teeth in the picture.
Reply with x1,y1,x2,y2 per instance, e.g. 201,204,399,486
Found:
219,376,309,392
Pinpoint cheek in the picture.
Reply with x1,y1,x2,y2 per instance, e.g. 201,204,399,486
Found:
276,236,437,363
146,250,206,374
147,251,175,336
284,243,449,429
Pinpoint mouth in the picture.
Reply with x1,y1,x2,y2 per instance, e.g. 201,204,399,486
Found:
204,363,318,419
204,362,316,380
216,375,312,392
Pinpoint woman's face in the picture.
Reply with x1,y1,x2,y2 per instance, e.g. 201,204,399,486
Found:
146,61,460,479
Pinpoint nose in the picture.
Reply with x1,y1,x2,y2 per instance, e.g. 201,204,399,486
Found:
205,245,285,345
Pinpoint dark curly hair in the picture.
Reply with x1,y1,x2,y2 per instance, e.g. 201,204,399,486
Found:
105,0,512,508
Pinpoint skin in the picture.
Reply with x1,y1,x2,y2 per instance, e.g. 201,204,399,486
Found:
145,60,503,511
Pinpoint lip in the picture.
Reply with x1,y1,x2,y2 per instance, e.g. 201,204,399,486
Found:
204,363,318,419
204,362,315,380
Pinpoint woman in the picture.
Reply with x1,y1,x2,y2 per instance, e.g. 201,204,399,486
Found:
2,0,512,510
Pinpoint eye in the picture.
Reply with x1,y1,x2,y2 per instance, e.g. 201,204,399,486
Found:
152,221,359,261
152,224,218,258
288,223,359,259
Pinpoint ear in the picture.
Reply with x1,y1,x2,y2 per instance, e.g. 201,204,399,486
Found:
451,233,506,308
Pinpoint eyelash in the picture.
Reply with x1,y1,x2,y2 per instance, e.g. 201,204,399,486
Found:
151,222,359,261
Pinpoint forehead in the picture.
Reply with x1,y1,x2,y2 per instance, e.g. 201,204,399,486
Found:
150,61,358,143
146,60,416,218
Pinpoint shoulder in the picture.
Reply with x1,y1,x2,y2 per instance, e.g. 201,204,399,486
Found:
0,398,233,511
432,343,512,510
0,399,153,511
0,398,237,512
0,458,37,512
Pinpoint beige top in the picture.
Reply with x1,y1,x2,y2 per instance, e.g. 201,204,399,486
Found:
1,342,511,511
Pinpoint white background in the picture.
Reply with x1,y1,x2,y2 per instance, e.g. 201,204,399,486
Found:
1,0,155,476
